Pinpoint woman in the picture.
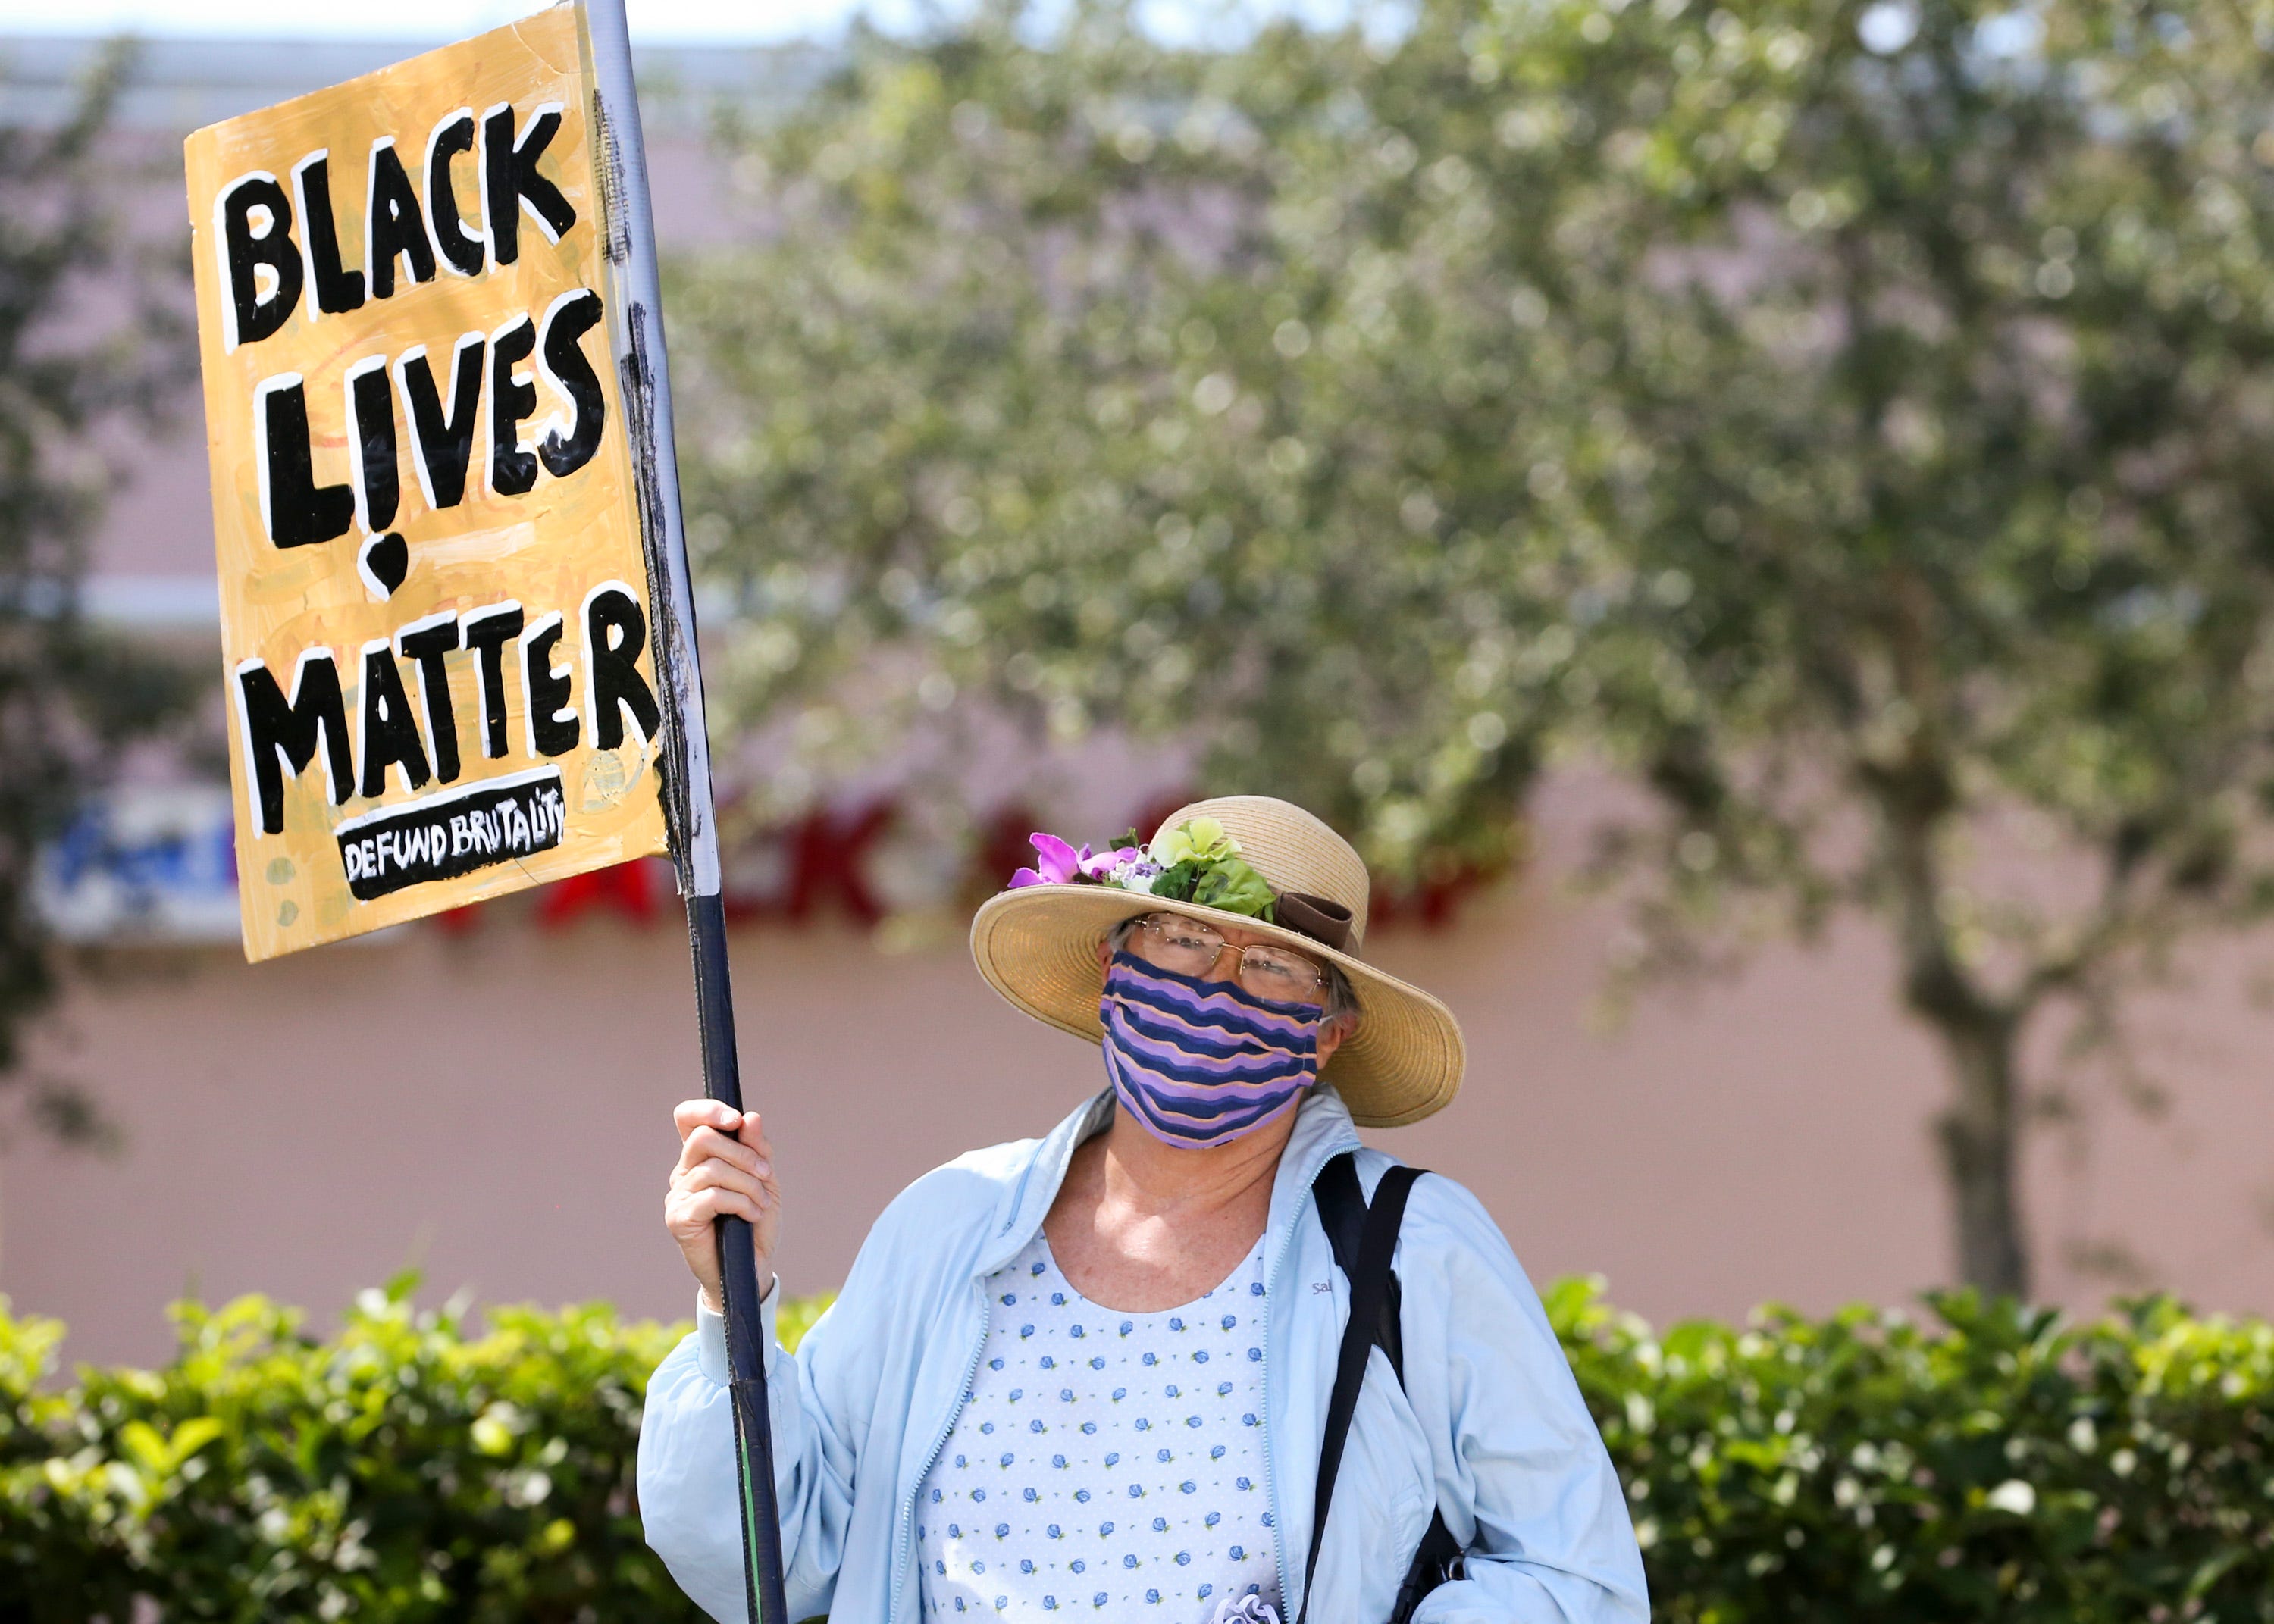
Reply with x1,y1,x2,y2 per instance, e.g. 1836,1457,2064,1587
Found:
639,796,1648,1623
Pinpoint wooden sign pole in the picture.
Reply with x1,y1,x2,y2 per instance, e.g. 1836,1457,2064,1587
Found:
584,5,790,1619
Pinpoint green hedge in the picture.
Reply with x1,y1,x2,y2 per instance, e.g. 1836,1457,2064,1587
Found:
4,1277,2269,1620
1553,1282,2274,1622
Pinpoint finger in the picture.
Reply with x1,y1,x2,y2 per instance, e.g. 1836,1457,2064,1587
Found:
673,1099,742,1144
665,1191,723,1247
675,1125,760,1177
680,1159,770,1206
672,1185,763,1230
736,1111,773,1166
666,1182,756,1233
688,1124,760,1169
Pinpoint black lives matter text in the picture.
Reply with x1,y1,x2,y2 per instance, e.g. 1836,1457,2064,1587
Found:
213,103,608,549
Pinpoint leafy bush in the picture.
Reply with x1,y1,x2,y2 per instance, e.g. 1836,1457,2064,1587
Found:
1557,1281,2274,1622
3,1278,2268,1619
0,1275,821,1624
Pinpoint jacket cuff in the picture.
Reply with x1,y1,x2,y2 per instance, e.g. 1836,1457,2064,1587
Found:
694,1275,780,1388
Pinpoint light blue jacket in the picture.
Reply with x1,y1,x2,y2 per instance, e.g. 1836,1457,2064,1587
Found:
637,1087,1650,1624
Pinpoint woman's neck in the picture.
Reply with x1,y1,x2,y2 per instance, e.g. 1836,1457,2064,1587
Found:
1041,1100,1301,1311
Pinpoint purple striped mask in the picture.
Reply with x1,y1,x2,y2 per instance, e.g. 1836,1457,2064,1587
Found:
1099,950,1322,1150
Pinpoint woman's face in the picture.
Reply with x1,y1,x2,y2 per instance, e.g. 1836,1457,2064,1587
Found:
1101,913,1356,1069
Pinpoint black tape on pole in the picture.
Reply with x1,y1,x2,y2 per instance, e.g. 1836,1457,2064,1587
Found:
688,892,791,1624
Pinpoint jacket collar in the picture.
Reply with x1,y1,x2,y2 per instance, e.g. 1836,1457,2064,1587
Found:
976,1084,1367,1281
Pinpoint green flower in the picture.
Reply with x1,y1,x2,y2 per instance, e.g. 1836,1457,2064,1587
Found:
1148,816,1238,868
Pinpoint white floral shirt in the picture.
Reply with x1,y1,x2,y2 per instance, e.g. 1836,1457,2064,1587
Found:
916,1231,1283,1620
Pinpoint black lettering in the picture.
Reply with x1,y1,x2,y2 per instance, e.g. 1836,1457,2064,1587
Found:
490,316,539,496
396,335,484,510
290,152,365,317
366,139,438,300
537,288,606,479
522,612,580,757
584,585,659,750
236,652,350,834
397,613,463,784
426,109,484,276
336,769,564,900
359,642,431,798
218,172,302,349
346,358,399,533
462,602,524,759
258,374,356,549
481,102,575,266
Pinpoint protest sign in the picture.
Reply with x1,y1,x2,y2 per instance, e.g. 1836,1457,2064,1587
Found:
186,4,670,962
190,6,791,1612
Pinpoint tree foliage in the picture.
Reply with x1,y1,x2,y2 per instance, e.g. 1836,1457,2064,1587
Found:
673,0,2274,1292
0,43,190,1109
1480,0,2274,1298
672,2,1546,881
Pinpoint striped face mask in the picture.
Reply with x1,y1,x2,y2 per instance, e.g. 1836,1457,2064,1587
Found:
1099,950,1323,1149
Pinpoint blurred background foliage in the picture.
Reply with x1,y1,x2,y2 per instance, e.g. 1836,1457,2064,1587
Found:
0,34,193,1173
0,43,193,1139
4,1281,2268,1621
672,0,2274,1295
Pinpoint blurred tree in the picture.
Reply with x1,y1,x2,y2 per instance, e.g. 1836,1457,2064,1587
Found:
672,3,1548,885
0,45,190,1133
1465,0,2274,1297
675,0,2274,1294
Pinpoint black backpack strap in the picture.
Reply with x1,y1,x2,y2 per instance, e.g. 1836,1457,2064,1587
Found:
1392,1512,1464,1624
1301,1154,1466,1624
1312,1151,1367,1280
1296,1159,1424,1624
1313,1152,1406,1376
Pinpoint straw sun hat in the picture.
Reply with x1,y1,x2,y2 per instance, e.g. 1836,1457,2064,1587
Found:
969,795,1467,1127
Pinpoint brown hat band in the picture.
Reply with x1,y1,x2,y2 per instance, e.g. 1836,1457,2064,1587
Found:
1273,890,1355,953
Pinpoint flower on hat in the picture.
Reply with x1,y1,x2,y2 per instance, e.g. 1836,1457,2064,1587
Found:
1098,848,1163,893
1004,820,1268,921
1009,831,1094,888
1148,815,1235,868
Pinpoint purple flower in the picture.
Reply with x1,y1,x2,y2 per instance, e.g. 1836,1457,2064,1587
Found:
1100,850,1162,893
1010,831,1094,887
1078,846,1131,879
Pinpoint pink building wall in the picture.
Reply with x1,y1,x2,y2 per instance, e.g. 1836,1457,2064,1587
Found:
8,777,2270,1369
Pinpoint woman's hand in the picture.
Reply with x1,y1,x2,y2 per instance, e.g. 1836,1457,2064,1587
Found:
666,1100,781,1313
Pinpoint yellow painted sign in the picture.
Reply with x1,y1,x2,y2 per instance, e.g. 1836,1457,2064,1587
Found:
186,3,671,962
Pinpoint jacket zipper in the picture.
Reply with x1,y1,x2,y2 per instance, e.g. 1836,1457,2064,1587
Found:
890,1279,991,1624
1260,1233,1292,1618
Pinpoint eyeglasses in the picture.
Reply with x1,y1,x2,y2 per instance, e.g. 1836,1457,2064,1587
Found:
1128,914,1330,1005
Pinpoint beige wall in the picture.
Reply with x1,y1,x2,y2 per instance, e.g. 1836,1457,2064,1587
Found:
8,784,2269,1370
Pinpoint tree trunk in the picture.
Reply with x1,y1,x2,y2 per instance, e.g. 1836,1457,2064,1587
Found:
1868,681,2034,1297
1925,1012,2031,1299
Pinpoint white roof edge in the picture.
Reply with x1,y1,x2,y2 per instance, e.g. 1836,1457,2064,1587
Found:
0,33,838,134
